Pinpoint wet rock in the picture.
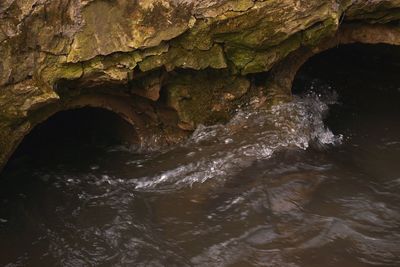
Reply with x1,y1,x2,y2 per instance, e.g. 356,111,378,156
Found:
165,69,250,128
0,0,400,169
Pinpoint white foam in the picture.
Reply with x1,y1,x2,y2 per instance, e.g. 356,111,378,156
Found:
128,87,342,190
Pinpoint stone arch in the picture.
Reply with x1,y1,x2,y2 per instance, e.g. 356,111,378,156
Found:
0,92,175,171
266,24,400,102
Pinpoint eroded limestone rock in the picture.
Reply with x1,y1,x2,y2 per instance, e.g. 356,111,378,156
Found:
0,0,400,169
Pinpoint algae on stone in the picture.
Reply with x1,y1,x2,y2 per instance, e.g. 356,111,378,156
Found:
166,70,250,128
1,0,400,170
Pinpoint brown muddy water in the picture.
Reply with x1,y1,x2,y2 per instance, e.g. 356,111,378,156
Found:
1,44,400,267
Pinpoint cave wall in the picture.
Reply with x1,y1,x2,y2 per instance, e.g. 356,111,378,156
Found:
1,0,400,169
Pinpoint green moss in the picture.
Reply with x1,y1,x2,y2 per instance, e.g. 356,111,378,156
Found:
224,32,302,75
233,0,255,11
139,44,227,72
138,54,167,72
224,46,256,70
82,51,141,81
346,2,400,23
176,20,214,51
302,17,338,47
41,61,83,85
166,70,249,126
211,1,296,49
243,33,302,74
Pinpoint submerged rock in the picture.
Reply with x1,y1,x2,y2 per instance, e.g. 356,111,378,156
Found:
0,0,400,169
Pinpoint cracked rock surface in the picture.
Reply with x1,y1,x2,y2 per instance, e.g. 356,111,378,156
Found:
0,0,399,169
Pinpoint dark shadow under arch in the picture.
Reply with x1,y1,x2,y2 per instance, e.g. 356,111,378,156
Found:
265,24,400,101
292,43,400,102
3,107,139,172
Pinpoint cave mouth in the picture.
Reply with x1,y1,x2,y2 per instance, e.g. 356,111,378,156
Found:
293,43,400,126
3,107,139,172
293,43,400,110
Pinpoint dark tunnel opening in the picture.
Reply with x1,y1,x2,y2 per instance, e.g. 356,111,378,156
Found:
2,107,139,174
293,44,400,129
293,44,400,112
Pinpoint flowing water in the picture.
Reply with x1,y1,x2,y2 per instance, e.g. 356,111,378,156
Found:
1,45,400,267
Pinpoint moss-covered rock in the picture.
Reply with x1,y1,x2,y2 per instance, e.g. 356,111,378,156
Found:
166,70,250,128
0,0,399,169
